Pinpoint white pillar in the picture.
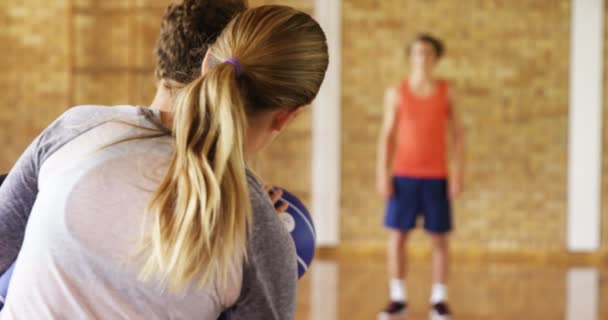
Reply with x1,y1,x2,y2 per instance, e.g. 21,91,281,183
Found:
311,261,338,320
312,0,342,246
567,0,604,251
566,268,598,320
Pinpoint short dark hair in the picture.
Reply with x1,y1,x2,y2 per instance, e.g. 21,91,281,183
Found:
154,0,247,84
406,33,444,59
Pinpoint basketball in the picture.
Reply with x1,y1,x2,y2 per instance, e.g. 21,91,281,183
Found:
275,188,316,279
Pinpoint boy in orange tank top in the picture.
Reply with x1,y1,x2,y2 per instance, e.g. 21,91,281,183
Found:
377,34,464,320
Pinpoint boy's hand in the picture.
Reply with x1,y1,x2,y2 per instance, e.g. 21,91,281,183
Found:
376,176,393,199
449,176,463,199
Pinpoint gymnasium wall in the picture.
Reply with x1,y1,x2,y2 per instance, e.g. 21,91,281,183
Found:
1,0,607,253
602,2,608,250
0,0,164,172
0,0,315,206
0,1,71,174
340,0,574,251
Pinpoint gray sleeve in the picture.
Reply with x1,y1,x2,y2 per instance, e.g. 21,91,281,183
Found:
221,175,298,320
0,106,109,273
0,133,43,273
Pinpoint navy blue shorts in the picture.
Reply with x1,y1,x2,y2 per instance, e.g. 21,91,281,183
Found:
384,176,452,233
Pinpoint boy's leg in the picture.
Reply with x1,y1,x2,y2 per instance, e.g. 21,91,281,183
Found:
429,233,450,319
380,177,420,318
421,178,452,318
388,230,408,302
379,230,409,319
429,233,449,301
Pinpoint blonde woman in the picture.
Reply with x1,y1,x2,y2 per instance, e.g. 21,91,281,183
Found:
0,5,328,319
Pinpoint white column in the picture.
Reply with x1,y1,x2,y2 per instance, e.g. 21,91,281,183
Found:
312,0,342,246
311,261,338,320
566,268,598,320
567,0,604,252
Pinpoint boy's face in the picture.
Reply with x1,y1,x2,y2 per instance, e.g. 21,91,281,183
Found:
410,41,438,72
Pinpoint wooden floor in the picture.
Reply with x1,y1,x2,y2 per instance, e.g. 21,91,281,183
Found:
294,255,608,320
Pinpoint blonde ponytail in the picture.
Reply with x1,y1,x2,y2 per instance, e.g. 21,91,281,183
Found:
141,5,329,291
141,62,250,290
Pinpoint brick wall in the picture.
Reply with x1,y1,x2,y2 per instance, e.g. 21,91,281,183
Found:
2,0,606,252
0,1,70,172
0,0,315,207
0,0,164,172
340,0,573,251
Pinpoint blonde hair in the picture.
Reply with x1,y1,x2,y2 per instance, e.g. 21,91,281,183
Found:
141,5,329,290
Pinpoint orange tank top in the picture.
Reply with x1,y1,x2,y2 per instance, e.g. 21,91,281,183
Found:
392,79,450,178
